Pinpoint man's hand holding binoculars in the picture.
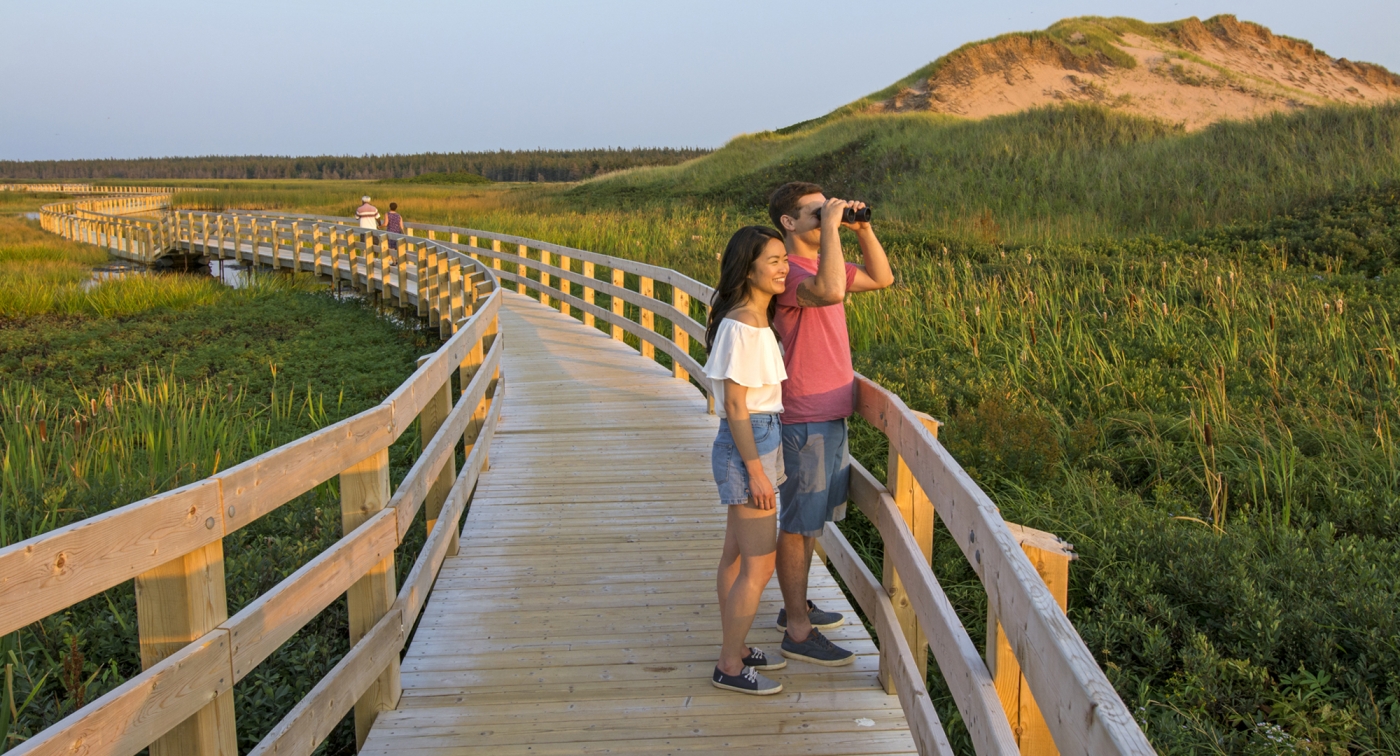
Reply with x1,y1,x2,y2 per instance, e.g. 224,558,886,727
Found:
814,197,873,233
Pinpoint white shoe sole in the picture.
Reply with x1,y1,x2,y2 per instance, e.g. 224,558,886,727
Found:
779,648,856,667
711,678,784,695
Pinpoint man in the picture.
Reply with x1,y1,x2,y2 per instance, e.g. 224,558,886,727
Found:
356,195,380,230
768,181,893,666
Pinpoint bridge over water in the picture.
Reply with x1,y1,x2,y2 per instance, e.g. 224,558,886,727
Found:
4,188,1155,755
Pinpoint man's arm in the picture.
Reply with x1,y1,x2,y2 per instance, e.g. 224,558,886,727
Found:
795,197,852,307
848,225,893,293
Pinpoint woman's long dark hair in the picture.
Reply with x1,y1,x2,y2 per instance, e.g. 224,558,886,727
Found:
706,225,784,351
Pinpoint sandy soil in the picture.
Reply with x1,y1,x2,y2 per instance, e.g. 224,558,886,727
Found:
869,16,1400,130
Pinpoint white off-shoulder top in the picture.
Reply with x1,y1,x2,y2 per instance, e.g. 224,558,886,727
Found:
704,318,787,418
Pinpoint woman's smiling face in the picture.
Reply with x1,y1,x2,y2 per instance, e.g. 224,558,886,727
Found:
747,238,789,298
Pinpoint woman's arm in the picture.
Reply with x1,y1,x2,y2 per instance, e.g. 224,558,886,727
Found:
722,379,775,510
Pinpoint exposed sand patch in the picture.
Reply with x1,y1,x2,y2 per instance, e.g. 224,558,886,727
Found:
868,16,1400,130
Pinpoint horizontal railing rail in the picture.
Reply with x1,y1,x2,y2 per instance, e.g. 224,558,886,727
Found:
18,188,1155,756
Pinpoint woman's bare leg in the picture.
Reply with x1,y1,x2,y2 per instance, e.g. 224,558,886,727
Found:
716,504,777,675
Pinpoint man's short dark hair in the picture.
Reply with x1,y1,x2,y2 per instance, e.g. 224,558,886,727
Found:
768,182,823,237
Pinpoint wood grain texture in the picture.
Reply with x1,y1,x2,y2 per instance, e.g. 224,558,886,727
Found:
0,479,222,636
9,630,234,756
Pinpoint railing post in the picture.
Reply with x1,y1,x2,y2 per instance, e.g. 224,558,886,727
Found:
490,238,502,278
879,412,940,695
340,448,400,749
582,261,596,328
988,526,1075,756
639,277,655,359
610,268,625,341
398,241,410,309
673,289,691,382
557,254,572,316
313,224,324,277
270,219,281,270
134,543,238,756
437,254,451,337
447,263,463,337
415,242,428,316
418,355,460,558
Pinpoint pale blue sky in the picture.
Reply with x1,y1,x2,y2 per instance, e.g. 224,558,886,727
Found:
2,0,1396,160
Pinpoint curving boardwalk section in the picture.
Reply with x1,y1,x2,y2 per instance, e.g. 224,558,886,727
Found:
361,293,918,755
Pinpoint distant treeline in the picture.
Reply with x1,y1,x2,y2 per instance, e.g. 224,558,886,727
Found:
0,148,712,183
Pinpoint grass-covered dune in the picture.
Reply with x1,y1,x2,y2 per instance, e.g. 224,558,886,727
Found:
575,103,1400,244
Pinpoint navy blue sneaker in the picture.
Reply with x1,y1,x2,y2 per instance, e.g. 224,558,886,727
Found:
780,627,855,667
742,646,786,671
776,600,845,632
712,665,783,695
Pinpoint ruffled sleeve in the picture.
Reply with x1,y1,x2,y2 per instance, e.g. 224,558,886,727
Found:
704,320,788,388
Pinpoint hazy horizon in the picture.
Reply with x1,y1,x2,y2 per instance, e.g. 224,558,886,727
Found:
3,0,1396,162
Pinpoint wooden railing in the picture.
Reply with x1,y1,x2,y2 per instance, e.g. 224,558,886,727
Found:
6,196,503,756
3,183,182,194
17,189,1156,755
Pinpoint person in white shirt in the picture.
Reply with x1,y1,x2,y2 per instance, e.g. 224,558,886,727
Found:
703,225,790,696
355,196,380,229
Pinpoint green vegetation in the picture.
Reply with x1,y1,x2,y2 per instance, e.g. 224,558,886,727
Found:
576,103,1400,245
379,171,492,185
0,216,436,754
0,147,712,183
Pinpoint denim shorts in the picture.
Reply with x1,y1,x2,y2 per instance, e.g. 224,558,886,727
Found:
712,413,786,506
777,419,850,537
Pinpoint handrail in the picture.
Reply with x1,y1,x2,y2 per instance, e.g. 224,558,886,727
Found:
12,187,1156,755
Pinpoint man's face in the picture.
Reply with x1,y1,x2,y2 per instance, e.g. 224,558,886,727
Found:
788,193,826,241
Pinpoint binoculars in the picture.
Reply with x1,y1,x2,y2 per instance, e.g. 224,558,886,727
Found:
813,204,872,224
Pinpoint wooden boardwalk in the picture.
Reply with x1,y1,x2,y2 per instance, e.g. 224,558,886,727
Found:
359,293,919,755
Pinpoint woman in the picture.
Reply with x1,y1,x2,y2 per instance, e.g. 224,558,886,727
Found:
704,225,790,695
383,202,404,253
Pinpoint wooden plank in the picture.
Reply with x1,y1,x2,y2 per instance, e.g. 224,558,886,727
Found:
247,608,405,756
820,523,954,756
217,405,394,532
224,508,398,681
639,277,655,359
988,531,1074,756
416,361,456,550
849,461,1019,756
135,540,237,756
341,449,400,748
9,630,233,756
854,376,1154,755
0,479,222,636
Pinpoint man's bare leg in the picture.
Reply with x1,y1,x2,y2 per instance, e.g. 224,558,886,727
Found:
776,529,815,642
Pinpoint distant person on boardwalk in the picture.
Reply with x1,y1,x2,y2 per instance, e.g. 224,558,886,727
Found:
384,202,404,252
703,225,791,696
767,181,893,668
355,196,379,230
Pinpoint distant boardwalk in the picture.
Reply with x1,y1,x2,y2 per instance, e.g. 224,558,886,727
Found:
361,294,918,755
